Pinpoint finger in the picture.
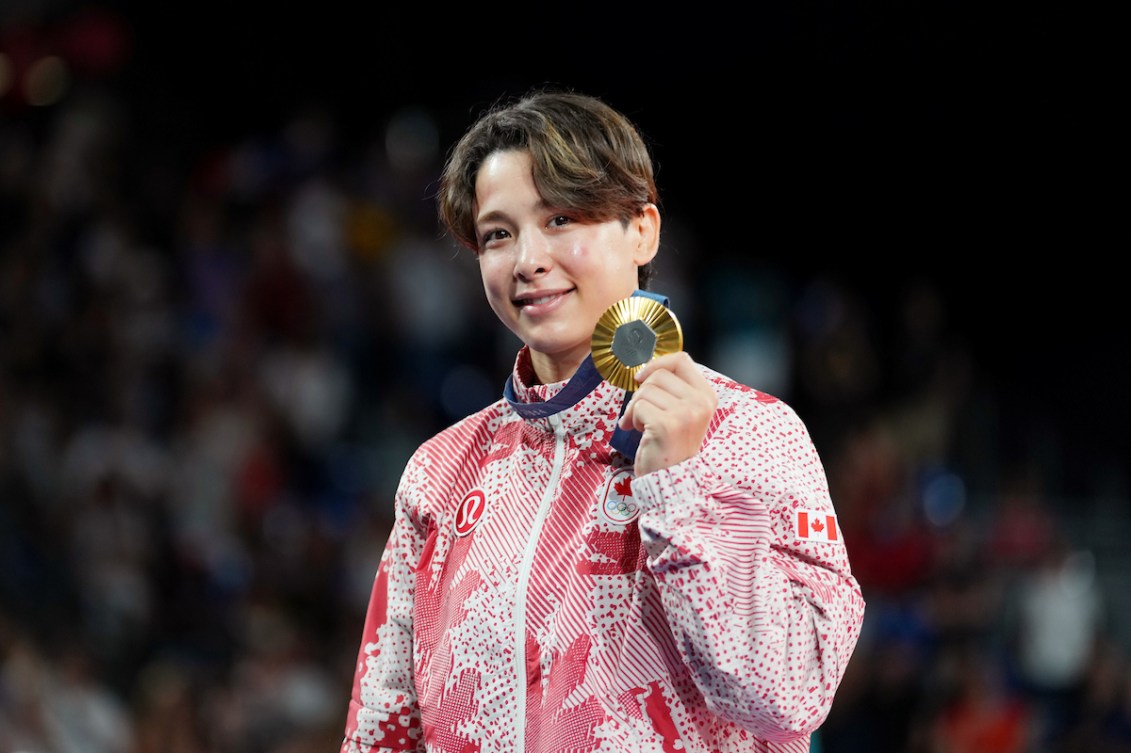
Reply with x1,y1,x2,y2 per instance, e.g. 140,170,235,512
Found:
618,392,643,430
620,392,666,433
619,369,684,430
630,352,674,383
631,378,684,416
620,378,699,432
635,367,697,403
632,351,692,384
617,387,666,432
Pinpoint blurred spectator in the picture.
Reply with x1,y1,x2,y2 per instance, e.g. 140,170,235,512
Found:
820,606,934,753
985,460,1059,575
790,275,882,457
1006,538,1107,748
1061,638,1131,753
1,10,1129,752
924,642,1037,753
831,419,937,599
0,626,134,753
130,656,212,753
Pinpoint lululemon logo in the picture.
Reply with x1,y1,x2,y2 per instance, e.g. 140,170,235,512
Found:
455,489,487,537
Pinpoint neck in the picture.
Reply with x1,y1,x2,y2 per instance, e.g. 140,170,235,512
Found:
528,344,589,386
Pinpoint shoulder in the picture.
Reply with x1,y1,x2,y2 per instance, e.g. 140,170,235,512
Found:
696,363,801,422
410,398,510,471
695,363,820,453
694,364,829,482
395,398,513,510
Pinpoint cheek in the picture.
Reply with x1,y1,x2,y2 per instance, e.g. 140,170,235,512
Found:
587,228,637,269
572,237,637,285
561,241,619,276
479,257,511,302
478,255,504,286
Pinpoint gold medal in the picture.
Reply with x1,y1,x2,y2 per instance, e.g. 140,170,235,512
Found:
591,296,683,391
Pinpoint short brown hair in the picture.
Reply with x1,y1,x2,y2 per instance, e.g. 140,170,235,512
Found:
438,89,659,289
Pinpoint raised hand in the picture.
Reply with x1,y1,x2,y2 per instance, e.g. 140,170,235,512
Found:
618,352,718,476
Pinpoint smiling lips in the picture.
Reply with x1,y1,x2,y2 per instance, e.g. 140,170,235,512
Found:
514,289,573,309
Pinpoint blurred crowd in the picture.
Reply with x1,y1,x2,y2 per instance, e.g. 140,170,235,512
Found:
3,14,1131,753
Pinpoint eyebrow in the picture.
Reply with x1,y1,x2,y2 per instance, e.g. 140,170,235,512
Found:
474,197,552,229
474,209,510,228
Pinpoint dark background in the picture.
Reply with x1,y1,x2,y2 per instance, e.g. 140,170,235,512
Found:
107,0,1126,495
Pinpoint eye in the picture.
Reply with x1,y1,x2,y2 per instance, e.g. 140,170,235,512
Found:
479,227,511,247
548,215,573,228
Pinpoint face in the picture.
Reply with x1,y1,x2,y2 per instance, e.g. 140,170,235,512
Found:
473,150,659,384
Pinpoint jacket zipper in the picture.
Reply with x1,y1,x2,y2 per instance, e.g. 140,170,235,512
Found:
513,414,567,752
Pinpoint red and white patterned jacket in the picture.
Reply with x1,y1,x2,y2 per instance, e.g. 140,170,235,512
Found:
341,348,865,753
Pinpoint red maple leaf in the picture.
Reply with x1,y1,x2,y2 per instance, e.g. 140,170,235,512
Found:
810,518,824,533
614,477,633,497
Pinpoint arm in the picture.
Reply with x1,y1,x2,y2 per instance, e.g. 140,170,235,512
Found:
341,460,428,753
632,387,865,743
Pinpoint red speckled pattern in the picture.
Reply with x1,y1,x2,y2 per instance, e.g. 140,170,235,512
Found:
341,348,865,752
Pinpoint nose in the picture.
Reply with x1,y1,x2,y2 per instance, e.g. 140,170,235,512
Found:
513,232,552,281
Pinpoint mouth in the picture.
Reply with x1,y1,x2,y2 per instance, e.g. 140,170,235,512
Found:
513,288,574,309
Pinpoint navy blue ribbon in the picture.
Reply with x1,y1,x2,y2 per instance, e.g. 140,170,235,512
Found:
503,290,670,461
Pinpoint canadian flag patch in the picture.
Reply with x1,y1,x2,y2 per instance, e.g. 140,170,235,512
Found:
795,510,839,542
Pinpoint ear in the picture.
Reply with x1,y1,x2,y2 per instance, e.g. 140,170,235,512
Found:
631,203,661,266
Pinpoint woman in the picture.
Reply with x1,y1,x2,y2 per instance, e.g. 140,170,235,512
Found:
341,88,865,753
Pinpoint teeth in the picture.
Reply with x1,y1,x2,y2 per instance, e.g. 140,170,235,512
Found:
524,294,558,306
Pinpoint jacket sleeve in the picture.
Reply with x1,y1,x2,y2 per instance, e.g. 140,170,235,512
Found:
341,452,429,753
631,391,865,743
